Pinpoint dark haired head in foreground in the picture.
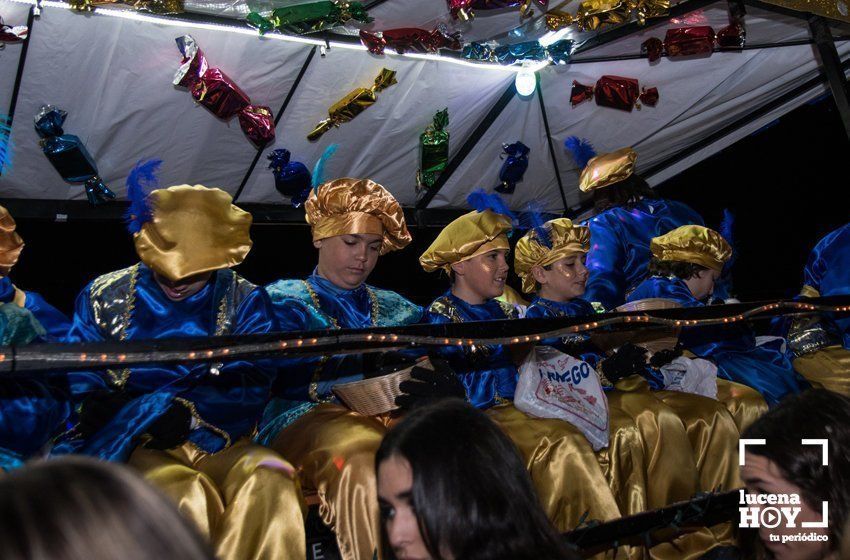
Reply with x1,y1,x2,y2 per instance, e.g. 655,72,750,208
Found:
741,389,850,560
0,456,214,560
376,398,578,560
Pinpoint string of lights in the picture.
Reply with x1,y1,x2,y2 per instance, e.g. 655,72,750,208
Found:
2,296,848,375
4,0,552,74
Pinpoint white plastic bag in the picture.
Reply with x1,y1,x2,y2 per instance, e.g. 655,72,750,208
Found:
514,346,610,451
659,356,718,399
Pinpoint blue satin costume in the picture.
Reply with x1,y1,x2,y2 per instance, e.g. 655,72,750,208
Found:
628,276,806,406
0,276,72,341
790,223,850,395
583,199,705,310
260,270,423,439
60,263,307,560
261,270,423,560
60,263,276,460
524,297,613,368
802,223,850,346
425,291,519,409
0,278,72,471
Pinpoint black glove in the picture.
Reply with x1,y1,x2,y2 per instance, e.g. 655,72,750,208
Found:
78,391,133,439
362,351,418,380
648,347,684,369
395,359,466,411
144,402,193,450
598,343,649,384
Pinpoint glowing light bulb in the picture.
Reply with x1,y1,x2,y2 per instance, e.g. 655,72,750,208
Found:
515,67,536,96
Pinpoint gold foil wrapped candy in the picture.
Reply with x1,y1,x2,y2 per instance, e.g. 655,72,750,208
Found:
546,0,668,31
308,68,397,141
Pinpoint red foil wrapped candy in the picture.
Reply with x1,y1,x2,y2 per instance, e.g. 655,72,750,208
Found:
359,26,462,55
641,22,745,62
448,0,548,20
173,35,275,147
571,76,659,111
715,22,746,49
0,16,27,43
663,26,715,57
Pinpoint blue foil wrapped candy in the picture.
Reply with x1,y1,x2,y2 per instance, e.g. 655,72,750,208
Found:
462,39,573,65
494,40,546,65
495,141,529,194
462,42,494,61
34,106,115,205
267,149,311,207
547,39,574,64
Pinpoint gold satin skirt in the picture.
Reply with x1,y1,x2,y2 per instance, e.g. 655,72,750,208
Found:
715,379,768,433
794,345,850,396
611,378,733,559
271,403,388,560
129,438,306,560
486,404,623,532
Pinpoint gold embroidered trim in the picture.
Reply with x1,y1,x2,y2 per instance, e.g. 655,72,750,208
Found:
102,264,139,388
303,280,381,402
174,397,232,450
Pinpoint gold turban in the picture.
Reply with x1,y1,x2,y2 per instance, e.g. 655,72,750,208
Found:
420,210,512,273
514,218,590,294
650,225,732,272
0,205,24,277
579,147,637,192
305,178,410,255
134,185,252,282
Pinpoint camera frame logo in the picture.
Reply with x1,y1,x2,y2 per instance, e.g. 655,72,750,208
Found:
738,438,829,545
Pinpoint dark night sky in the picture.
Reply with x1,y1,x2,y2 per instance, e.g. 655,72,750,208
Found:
7,94,850,315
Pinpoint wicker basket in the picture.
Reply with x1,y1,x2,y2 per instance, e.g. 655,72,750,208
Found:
591,298,683,355
332,358,433,416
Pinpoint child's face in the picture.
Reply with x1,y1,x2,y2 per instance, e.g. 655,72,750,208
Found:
453,249,509,302
685,268,721,301
534,254,589,302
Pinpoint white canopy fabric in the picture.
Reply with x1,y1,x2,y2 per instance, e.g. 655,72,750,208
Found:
1,0,848,213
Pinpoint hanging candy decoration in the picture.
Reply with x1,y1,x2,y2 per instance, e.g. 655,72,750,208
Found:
0,16,27,43
246,1,371,35
448,0,548,21
308,68,397,141
173,35,275,147
462,39,573,65
33,106,116,205
1,114,12,174
495,141,530,195
359,26,463,55
268,149,312,207
66,0,182,13
545,0,668,32
641,24,746,62
136,0,184,14
417,108,449,193
570,76,658,111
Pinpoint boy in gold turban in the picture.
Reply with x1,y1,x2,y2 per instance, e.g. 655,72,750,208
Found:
418,194,624,535
0,205,71,471
628,225,806,408
788,222,850,395
0,205,72,340
564,138,711,310
262,177,422,560
517,218,740,557
62,163,305,560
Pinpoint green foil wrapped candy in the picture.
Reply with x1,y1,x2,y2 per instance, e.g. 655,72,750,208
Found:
249,1,371,35
417,108,449,191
